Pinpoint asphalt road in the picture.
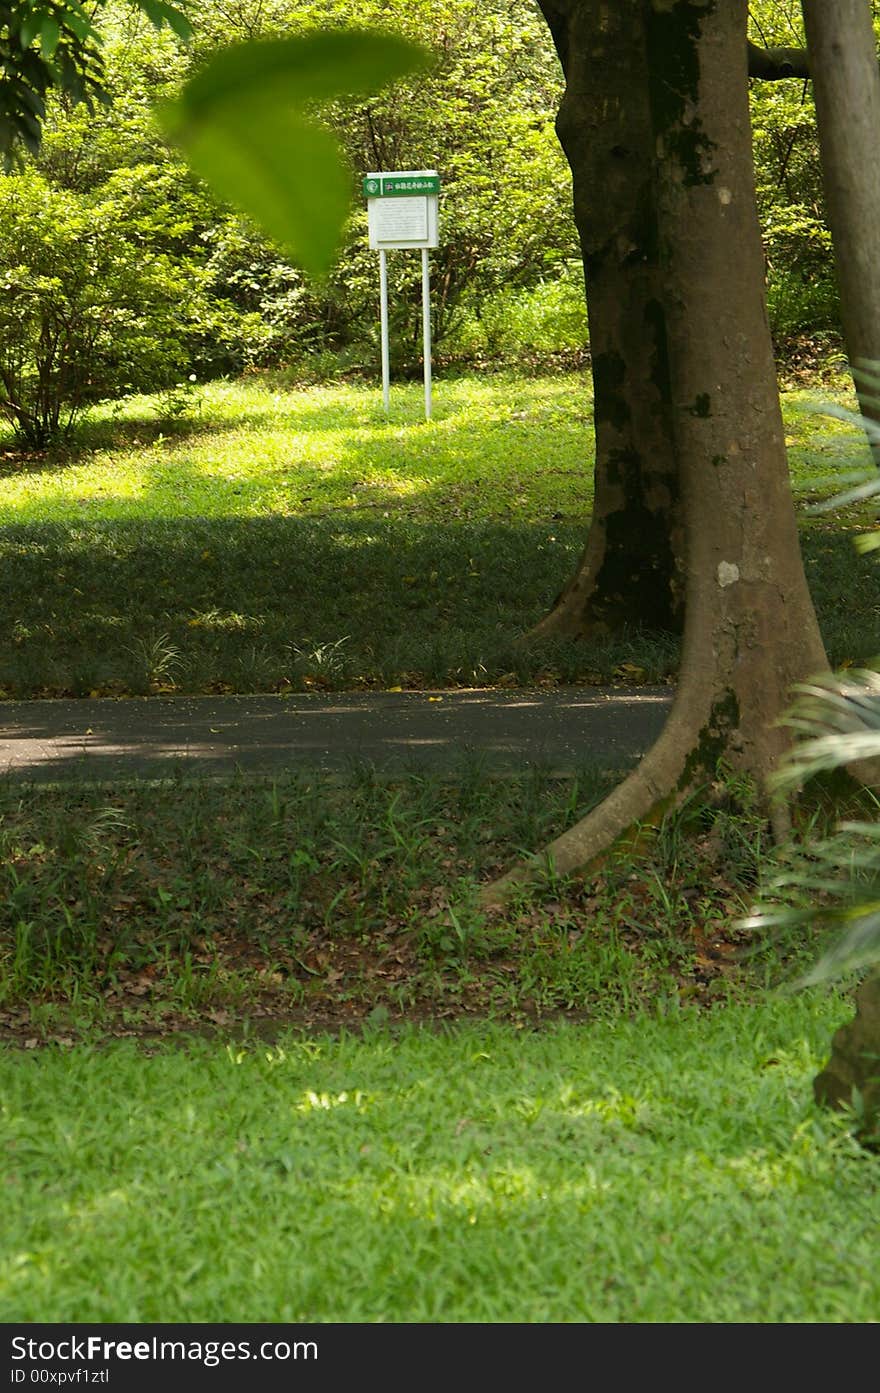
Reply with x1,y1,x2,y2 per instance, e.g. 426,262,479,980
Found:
0,687,674,783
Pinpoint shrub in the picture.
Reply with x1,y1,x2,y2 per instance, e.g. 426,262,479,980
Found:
0,168,196,446
445,270,588,363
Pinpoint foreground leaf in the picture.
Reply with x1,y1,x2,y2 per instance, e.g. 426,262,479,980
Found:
137,1,193,40
178,29,426,109
159,30,428,275
167,105,350,278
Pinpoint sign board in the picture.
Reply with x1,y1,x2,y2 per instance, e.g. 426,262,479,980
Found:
373,197,428,244
363,174,441,197
365,168,440,250
364,169,440,420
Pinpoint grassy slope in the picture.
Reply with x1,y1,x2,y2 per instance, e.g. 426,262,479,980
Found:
0,372,876,697
3,997,878,1324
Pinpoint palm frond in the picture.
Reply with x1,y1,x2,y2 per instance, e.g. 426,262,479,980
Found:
746,366,880,983
771,670,880,792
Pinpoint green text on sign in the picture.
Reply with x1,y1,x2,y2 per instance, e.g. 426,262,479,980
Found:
363,174,441,197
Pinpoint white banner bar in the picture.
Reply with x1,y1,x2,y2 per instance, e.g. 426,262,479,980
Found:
421,247,432,422
379,248,390,414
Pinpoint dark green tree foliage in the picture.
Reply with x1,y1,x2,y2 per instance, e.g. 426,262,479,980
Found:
0,1,191,160
0,0,868,416
747,0,880,348
182,0,576,366
158,27,429,277
0,166,204,444
5,0,577,380
1,2,107,157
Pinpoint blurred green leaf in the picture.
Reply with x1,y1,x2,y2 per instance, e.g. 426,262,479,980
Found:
19,13,43,47
62,3,98,44
169,106,351,278
39,17,61,57
178,30,427,111
770,670,880,793
159,30,427,275
138,1,193,41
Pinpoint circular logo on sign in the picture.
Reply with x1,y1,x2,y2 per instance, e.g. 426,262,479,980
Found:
366,179,379,194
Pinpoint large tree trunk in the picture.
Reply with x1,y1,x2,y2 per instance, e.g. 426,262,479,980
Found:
533,0,684,639
483,0,828,905
802,0,880,466
530,10,816,643
813,968,880,1146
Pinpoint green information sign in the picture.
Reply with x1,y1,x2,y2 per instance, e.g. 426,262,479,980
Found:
363,169,441,423
363,174,441,198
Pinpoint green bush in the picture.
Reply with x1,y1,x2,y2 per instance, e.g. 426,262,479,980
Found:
0,167,198,446
446,269,588,362
766,269,840,347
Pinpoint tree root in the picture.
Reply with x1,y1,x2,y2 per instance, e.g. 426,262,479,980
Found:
479,686,711,908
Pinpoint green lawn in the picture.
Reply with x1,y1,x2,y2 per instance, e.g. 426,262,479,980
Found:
3,996,877,1323
0,376,594,525
0,371,876,698
2,373,878,1326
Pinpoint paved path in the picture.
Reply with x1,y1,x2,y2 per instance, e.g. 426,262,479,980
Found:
0,687,674,783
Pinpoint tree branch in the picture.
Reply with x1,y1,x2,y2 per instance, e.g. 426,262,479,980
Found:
748,40,810,80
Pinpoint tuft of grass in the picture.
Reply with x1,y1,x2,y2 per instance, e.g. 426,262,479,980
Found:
1,998,878,1322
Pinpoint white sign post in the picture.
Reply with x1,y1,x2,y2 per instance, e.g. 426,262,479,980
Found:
364,170,440,421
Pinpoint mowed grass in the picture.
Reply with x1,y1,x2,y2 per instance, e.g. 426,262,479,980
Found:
2,374,878,1327
3,997,878,1323
0,372,877,698
0,376,591,525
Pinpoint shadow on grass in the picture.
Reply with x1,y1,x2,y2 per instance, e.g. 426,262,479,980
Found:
0,510,875,699
0,514,677,698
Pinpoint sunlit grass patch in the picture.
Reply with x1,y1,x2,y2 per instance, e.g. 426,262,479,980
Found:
1,996,877,1322
0,374,594,525
0,372,879,698
784,385,876,507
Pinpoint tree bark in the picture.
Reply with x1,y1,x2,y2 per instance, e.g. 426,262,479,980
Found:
802,0,880,466
482,0,828,905
747,41,809,80
528,17,815,645
533,0,684,640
